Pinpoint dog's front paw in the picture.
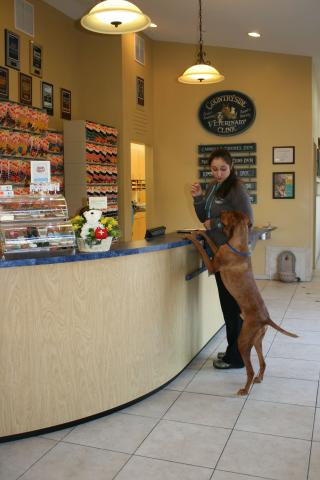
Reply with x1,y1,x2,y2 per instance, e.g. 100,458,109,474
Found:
237,388,249,396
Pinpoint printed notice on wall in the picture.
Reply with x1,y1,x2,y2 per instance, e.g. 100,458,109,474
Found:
89,197,108,210
31,161,51,184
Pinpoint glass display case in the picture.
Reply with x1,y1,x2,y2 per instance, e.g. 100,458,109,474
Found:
0,194,76,259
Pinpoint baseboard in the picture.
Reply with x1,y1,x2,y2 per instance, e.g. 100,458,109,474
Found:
254,274,269,280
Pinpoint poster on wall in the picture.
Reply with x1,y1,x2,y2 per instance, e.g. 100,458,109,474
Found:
19,73,32,105
30,41,43,77
41,81,54,115
272,172,295,199
60,88,71,120
5,29,20,70
0,66,9,99
136,76,144,106
199,91,256,137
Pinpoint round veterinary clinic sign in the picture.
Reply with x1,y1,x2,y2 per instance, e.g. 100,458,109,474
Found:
199,90,256,137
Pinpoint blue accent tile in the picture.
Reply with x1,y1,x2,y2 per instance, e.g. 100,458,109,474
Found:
0,234,191,269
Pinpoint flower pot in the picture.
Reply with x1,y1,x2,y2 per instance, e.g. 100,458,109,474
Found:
77,236,112,253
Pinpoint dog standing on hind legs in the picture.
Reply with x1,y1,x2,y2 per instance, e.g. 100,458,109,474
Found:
184,211,298,395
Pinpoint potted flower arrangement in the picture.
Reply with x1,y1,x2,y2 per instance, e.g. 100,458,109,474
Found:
71,209,120,252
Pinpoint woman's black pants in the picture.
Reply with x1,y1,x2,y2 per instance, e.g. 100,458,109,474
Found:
215,271,244,367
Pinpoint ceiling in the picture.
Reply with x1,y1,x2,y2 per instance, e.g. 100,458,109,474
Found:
43,0,320,60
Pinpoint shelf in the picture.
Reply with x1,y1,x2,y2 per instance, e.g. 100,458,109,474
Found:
0,154,48,161
0,126,46,136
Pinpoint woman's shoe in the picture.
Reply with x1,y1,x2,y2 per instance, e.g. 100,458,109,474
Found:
217,352,226,360
213,359,244,369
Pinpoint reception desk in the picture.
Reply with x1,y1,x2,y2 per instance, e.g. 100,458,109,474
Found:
0,234,224,440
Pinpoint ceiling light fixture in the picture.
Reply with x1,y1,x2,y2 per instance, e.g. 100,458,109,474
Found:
178,0,224,84
248,32,261,38
81,0,151,35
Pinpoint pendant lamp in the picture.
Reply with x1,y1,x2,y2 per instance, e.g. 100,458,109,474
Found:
81,0,151,34
178,0,224,84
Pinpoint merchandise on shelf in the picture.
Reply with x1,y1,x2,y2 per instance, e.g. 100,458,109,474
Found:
0,101,48,133
85,121,117,145
0,194,75,259
0,130,48,157
0,101,65,196
48,153,64,174
45,131,64,192
45,131,64,154
85,121,118,218
0,159,30,185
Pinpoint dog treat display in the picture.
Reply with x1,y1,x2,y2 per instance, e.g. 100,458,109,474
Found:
85,121,118,218
0,101,65,195
0,194,75,258
0,101,64,195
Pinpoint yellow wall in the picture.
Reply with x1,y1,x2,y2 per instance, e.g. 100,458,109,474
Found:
121,33,154,239
0,0,122,131
152,41,313,275
0,0,81,128
0,1,316,274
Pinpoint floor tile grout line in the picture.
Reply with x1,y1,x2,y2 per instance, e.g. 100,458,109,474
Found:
209,282,314,479
112,382,188,479
214,467,284,480
209,365,257,479
306,378,320,479
15,440,60,480
132,452,215,471
267,354,320,363
113,332,232,479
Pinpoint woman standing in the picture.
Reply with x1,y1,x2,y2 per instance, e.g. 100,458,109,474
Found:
191,148,253,369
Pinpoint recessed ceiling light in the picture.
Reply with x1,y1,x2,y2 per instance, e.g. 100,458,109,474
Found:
248,32,261,38
150,23,157,28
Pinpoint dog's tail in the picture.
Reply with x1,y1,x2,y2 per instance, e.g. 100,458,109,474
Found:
266,318,298,338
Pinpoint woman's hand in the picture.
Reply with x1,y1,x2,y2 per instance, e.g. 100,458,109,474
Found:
204,219,211,230
191,182,202,197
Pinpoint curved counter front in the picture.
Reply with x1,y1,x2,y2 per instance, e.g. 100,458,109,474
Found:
0,234,224,440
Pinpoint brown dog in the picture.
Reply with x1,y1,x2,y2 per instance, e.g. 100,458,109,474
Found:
184,211,298,395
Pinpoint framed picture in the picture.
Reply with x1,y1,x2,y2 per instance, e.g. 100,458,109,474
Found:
273,146,295,164
272,172,295,199
5,29,20,70
19,73,32,105
30,41,43,77
136,76,144,106
41,81,53,115
0,66,9,99
60,88,71,120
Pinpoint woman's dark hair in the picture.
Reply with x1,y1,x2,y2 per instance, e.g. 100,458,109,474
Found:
209,148,239,198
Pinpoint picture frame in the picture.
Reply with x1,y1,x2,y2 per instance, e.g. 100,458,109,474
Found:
5,29,20,70
60,88,71,120
41,81,53,116
0,66,9,99
30,41,43,77
136,76,144,106
19,73,32,105
272,172,295,199
272,146,295,164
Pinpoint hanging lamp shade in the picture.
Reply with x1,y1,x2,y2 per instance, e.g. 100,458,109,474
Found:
178,0,224,84
178,63,224,84
81,0,151,34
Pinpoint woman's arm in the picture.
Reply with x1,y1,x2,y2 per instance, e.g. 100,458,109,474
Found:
192,183,215,223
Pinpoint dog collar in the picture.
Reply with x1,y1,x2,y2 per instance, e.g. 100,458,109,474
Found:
226,241,251,257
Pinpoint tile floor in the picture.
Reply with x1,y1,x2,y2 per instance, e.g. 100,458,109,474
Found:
1,277,320,480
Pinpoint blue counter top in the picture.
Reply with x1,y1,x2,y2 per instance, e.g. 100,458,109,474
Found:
0,233,191,269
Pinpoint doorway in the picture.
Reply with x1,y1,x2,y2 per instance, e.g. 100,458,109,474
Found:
130,143,146,240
